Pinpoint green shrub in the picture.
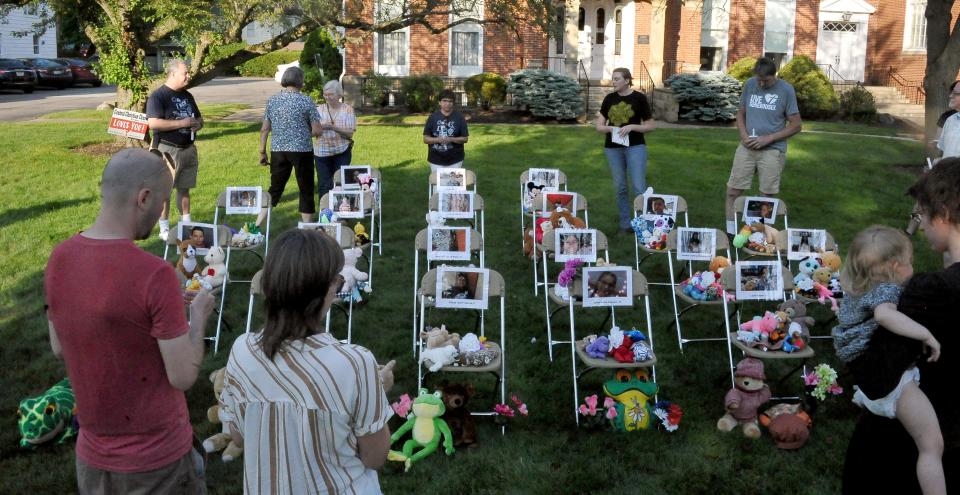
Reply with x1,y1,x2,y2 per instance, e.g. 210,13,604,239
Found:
778,55,839,119
506,69,583,120
464,72,507,110
236,50,301,77
839,85,878,122
665,73,741,122
400,74,444,113
726,57,758,83
300,29,342,97
361,70,392,107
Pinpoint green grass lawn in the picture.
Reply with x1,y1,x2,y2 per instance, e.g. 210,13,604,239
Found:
0,114,931,494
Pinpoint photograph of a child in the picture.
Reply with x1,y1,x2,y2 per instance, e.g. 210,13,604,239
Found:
428,226,471,261
299,222,342,243
438,191,474,219
178,223,216,256
555,228,597,263
329,191,363,218
436,168,467,191
583,266,633,307
528,168,560,190
787,229,826,260
341,166,371,190
735,261,783,300
743,197,779,225
436,267,488,309
677,228,716,261
643,194,677,218
226,186,261,215
542,191,577,214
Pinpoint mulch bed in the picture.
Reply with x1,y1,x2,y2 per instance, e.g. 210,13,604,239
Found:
72,142,129,156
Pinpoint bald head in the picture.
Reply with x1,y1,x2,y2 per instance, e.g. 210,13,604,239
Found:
101,148,172,206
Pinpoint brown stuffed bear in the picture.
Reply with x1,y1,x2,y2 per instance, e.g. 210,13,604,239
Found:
420,325,461,349
523,210,587,258
202,368,243,462
778,299,815,339
717,358,771,439
441,382,477,448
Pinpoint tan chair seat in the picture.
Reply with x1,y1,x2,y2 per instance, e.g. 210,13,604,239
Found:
729,333,815,359
423,342,502,374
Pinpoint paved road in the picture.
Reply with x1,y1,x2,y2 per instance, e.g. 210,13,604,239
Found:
0,77,280,121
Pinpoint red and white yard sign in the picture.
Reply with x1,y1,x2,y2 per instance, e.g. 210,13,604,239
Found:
107,108,149,140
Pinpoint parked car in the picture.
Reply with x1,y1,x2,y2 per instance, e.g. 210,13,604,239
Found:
17,58,73,89
0,58,37,93
54,58,102,87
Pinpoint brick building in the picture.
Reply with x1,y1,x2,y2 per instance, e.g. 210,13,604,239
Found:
342,0,957,107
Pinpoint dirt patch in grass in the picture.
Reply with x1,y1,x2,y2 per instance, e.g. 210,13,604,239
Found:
893,162,928,175
72,142,128,156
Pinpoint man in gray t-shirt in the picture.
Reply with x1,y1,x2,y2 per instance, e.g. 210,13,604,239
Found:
725,57,801,235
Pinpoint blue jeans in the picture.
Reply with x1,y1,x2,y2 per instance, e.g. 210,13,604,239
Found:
604,144,648,229
314,149,353,206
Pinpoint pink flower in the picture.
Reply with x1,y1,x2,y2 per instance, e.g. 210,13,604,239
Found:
495,404,515,417
579,394,598,416
603,397,615,409
828,384,844,395
605,407,618,419
391,394,412,418
803,372,819,386
517,403,528,416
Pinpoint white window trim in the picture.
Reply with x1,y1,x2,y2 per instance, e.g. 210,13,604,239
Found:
448,2,484,77
762,0,796,63
700,0,730,73
374,1,410,76
902,0,927,53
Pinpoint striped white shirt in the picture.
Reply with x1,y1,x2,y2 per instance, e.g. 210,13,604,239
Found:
221,332,392,494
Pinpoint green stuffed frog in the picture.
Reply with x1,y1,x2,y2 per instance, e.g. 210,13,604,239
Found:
18,378,78,449
603,368,659,432
388,388,454,471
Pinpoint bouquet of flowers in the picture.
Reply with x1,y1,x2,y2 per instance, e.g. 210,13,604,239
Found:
578,394,618,430
803,364,843,401
494,394,529,425
555,258,583,300
653,401,683,432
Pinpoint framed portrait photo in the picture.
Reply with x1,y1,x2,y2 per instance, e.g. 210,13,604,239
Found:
436,167,467,192
177,222,217,256
435,266,488,310
676,227,717,261
225,186,262,215
299,222,342,244
541,191,577,215
438,191,474,219
427,226,472,261
329,190,364,218
787,228,826,261
742,197,779,225
582,266,633,307
735,261,784,301
527,168,561,191
642,193,678,220
340,165,372,190
554,228,597,263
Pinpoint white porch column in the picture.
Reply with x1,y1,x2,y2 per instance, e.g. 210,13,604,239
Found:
565,0,581,78
649,0,667,86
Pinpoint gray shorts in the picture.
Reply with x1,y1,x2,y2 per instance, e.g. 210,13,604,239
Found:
157,142,199,190
76,447,206,495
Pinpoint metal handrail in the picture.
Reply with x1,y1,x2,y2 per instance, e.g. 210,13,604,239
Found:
887,66,925,105
816,63,865,94
578,59,591,114
636,60,655,95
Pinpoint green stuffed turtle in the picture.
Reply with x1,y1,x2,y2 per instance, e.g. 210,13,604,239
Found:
387,388,454,471
18,378,78,449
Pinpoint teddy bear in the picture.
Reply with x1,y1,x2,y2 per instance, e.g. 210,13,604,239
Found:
441,382,477,448
778,300,815,339
202,368,243,462
710,256,731,274
550,209,586,231
717,358,771,439
420,325,461,349
201,246,227,288
818,250,842,274
176,239,201,280
340,247,369,296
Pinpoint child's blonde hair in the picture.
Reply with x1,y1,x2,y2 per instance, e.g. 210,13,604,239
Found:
840,225,912,296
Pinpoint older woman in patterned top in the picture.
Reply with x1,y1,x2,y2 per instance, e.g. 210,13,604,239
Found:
314,80,357,204
258,67,322,223
221,229,396,494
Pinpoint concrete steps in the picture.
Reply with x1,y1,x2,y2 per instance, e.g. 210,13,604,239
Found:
862,86,924,128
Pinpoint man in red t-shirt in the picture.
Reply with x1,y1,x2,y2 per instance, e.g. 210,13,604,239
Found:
45,148,214,493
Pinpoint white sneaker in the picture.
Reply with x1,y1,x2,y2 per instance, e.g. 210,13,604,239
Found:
158,227,169,242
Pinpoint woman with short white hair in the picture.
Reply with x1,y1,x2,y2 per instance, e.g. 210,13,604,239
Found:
314,79,357,204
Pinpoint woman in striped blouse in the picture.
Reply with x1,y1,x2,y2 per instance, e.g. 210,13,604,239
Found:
221,230,394,494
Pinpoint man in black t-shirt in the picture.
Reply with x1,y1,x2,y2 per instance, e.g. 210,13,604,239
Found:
423,90,469,172
146,59,203,241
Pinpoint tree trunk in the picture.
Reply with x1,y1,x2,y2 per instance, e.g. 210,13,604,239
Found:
924,0,960,149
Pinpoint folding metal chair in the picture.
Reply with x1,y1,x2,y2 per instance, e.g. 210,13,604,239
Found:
428,192,486,240
633,194,689,285
410,227,485,353
529,191,591,296
732,196,789,263
567,270,656,426
779,229,840,339
775,229,839,272
416,268,507,433
334,166,383,255
519,169,568,249
213,191,272,284
320,190,378,289
245,269,356,343
665,228,733,352
165,225,233,354
540,229,610,361
428,168,477,198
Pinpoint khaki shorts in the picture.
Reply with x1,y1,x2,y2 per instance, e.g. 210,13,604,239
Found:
158,142,199,190
76,447,206,495
727,144,786,194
